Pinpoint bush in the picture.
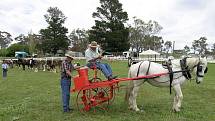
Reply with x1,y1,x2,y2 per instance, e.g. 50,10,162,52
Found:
6,43,29,57
0,48,8,57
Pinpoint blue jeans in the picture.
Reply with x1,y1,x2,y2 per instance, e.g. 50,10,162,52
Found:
61,78,71,112
87,62,112,78
2,69,7,79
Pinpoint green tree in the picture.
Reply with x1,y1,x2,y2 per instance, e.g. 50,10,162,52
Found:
164,41,172,54
183,45,190,55
129,17,145,53
129,17,163,52
198,37,208,54
28,33,42,55
68,29,89,52
212,43,215,57
6,43,29,57
191,39,198,54
143,35,163,51
15,34,28,45
39,7,69,55
192,37,208,54
0,48,7,57
0,31,13,48
89,0,129,52
15,33,42,55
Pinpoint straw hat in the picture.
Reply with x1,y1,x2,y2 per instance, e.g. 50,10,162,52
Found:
89,41,98,48
65,53,73,59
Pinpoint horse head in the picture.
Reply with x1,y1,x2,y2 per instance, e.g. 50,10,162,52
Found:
195,57,208,84
187,57,208,84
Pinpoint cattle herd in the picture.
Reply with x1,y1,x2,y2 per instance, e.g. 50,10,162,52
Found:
3,58,64,73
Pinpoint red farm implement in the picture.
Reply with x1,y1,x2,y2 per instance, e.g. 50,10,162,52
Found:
71,67,169,112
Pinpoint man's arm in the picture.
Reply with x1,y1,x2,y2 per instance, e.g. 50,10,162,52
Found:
88,55,103,62
62,62,72,77
66,70,72,77
85,49,103,62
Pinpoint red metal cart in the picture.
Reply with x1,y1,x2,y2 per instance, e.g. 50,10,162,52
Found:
71,67,168,112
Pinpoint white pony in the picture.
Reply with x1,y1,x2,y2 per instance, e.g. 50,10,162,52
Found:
125,57,208,112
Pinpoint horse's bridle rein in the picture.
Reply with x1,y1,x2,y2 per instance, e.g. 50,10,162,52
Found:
182,57,208,84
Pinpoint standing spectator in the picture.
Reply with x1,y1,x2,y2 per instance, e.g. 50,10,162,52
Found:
60,52,74,112
2,60,8,80
10,59,14,68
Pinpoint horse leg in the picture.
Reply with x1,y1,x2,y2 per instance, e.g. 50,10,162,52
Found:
132,86,141,111
43,65,46,71
128,81,141,111
172,84,183,112
127,82,134,110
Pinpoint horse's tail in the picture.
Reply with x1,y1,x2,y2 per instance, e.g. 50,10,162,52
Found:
125,68,134,102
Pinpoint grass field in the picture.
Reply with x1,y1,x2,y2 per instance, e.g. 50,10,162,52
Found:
0,61,215,121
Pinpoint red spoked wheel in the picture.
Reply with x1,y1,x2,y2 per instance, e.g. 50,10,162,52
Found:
89,78,116,105
89,77,102,83
104,85,115,105
76,86,110,113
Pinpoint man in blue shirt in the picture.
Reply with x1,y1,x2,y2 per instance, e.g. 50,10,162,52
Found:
60,53,74,112
85,41,117,80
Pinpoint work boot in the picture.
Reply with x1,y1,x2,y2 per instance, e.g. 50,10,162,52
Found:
108,75,118,81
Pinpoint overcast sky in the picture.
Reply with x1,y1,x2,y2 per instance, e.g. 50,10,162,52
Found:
0,0,214,49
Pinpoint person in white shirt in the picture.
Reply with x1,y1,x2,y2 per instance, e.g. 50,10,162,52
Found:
85,41,117,80
2,60,8,79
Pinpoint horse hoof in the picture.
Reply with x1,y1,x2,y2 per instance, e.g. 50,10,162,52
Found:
134,108,140,112
128,107,140,112
140,110,145,113
173,108,180,112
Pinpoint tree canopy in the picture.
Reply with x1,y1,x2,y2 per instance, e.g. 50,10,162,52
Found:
0,31,13,48
192,37,208,55
39,7,69,55
89,0,129,52
129,17,163,52
68,29,89,52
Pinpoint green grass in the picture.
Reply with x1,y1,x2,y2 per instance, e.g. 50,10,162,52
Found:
0,61,215,121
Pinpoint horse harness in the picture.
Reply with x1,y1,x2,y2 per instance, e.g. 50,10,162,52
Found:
181,57,208,78
180,57,192,80
162,59,174,94
134,57,208,94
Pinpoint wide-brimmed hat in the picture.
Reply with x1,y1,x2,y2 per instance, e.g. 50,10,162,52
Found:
89,41,98,48
65,53,73,59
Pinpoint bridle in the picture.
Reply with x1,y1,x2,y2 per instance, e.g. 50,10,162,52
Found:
181,57,208,84
195,62,208,78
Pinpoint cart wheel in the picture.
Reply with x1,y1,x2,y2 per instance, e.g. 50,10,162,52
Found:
89,77,115,104
89,77,102,83
76,86,110,112
104,85,116,104
89,77,102,92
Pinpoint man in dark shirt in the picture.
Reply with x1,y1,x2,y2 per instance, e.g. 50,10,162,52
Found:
60,53,74,112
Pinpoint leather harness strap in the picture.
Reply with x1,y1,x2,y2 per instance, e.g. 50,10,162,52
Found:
180,57,192,80
166,61,173,94
136,61,151,77
136,61,144,77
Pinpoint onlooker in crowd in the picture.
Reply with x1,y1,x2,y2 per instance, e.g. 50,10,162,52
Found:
2,60,8,80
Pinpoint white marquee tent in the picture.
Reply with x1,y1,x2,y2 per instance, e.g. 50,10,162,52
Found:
139,49,160,55
139,49,160,61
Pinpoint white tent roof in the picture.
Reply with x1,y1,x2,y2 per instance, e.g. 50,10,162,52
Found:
139,49,160,55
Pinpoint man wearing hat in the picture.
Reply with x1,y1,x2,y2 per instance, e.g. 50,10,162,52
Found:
85,41,117,80
60,52,74,112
